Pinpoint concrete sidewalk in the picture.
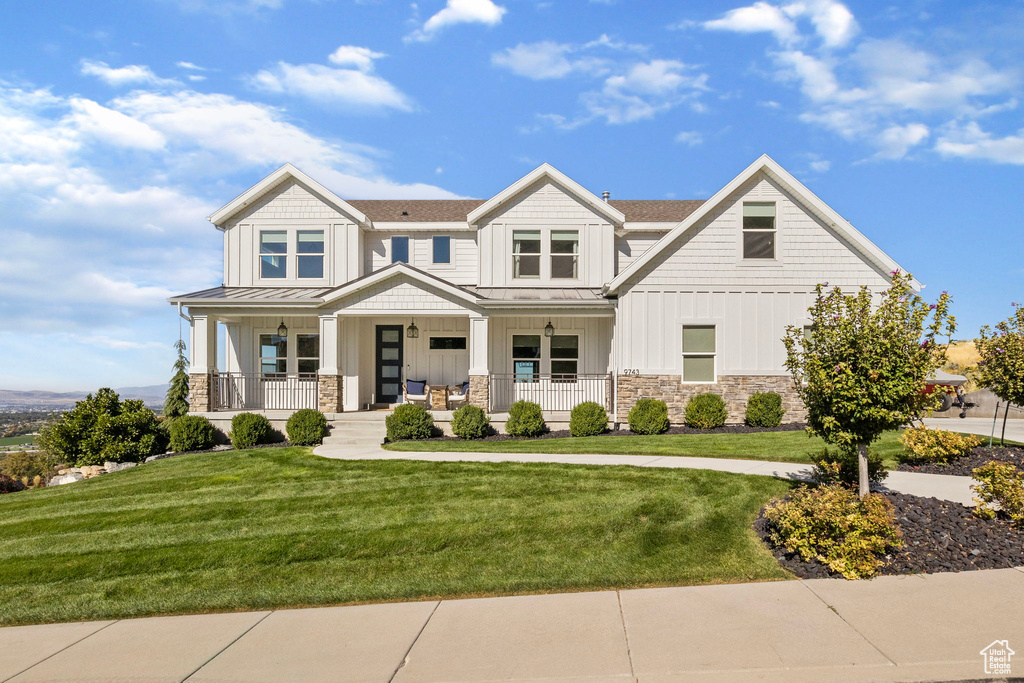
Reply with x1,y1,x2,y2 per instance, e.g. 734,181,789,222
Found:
3,568,1022,682
923,416,1024,444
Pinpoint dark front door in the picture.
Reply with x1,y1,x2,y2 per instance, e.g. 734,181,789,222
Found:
375,325,404,404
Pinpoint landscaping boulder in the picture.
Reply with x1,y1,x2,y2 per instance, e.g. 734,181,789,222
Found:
50,472,85,486
104,461,138,473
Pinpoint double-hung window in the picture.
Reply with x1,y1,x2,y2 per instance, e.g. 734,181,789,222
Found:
512,230,541,278
297,231,324,278
260,231,287,278
512,334,541,382
550,335,579,382
259,334,287,377
391,236,410,264
682,325,716,383
550,230,579,279
742,202,776,259
296,334,320,376
432,235,451,264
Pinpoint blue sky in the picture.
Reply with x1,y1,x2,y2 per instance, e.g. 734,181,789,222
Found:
1,0,1021,391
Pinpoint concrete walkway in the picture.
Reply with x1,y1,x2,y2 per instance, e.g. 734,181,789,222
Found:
924,416,1024,444
3,568,1023,682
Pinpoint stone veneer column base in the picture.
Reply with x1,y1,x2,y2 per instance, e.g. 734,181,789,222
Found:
468,375,489,410
318,374,344,413
188,373,212,412
616,375,806,424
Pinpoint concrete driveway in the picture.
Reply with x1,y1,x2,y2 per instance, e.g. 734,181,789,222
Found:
923,416,1024,444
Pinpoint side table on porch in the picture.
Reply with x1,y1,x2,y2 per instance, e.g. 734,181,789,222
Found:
430,386,449,411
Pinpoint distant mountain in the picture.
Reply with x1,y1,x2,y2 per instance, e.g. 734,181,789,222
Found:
0,385,168,410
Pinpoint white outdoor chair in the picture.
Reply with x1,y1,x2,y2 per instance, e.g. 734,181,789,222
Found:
447,381,470,409
403,379,430,407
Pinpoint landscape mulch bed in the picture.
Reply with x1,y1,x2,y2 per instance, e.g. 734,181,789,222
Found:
756,491,1024,579
415,422,808,443
895,445,1024,476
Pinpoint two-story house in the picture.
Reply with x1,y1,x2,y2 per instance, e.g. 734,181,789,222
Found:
169,155,910,424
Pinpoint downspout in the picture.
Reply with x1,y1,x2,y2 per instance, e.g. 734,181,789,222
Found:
177,302,192,324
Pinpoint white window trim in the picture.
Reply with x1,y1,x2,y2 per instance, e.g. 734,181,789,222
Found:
253,327,319,376
506,328,584,375
296,229,326,280
391,235,411,264
510,228,583,282
550,230,580,281
679,321,719,385
258,230,289,280
256,228,331,284
430,234,455,269
737,201,781,266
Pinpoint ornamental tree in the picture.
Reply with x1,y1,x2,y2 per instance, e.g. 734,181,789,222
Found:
783,272,956,498
164,339,190,419
976,303,1024,409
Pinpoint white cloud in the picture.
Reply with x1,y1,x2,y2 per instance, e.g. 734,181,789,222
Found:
785,0,857,48
175,61,206,71
493,42,577,80
935,122,1024,164
406,0,507,43
248,61,413,111
65,98,166,150
675,130,703,146
328,45,387,71
872,123,929,159
809,158,831,171
79,60,178,87
704,2,799,45
580,60,708,125
702,0,857,48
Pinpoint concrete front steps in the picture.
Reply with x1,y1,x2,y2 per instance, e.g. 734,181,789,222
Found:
323,414,387,449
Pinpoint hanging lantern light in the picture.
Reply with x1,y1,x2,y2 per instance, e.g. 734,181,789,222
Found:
407,319,419,339
544,320,555,338
277,320,288,338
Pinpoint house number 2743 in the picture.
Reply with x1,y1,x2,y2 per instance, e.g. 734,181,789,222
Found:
622,368,640,375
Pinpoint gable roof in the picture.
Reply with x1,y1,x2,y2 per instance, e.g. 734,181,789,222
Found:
609,199,704,223
207,164,370,228
347,199,485,222
320,261,482,306
605,154,919,295
466,163,626,226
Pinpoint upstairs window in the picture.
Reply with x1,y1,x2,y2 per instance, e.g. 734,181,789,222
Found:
391,235,410,264
550,231,579,279
512,230,541,279
682,325,716,383
432,235,451,264
742,202,776,259
259,231,287,278
297,230,324,279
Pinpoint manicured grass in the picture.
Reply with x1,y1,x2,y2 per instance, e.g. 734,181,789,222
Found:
0,447,794,626
385,429,909,467
0,435,35,448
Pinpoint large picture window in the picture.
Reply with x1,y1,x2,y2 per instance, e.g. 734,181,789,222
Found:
259,231,287,278
682,325,716,383
550,230,579,279
297,231,324,279
259,334,287,376
512,334,541,382
550,335,579,382
512,230,541,278
742,202,776,259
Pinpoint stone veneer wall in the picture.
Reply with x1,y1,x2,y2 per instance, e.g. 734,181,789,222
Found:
188,373,211,412
616,375,805,424
318,375,344,413
469,375,489,410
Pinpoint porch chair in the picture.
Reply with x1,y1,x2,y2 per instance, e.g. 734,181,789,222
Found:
447,381,471,409
403,379,431,407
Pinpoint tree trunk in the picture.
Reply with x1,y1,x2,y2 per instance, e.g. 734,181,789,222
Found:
858,443,870,499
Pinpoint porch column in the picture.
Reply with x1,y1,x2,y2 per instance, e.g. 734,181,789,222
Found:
317,315,343,414
341,317,361,412
223,323,241,373
188,315,217,412
468,315,489,410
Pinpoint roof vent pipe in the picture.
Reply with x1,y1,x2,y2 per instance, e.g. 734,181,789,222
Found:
602,191,610,202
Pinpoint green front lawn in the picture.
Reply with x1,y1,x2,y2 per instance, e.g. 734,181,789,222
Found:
0,435,35,448
384,429,909,467
0,447,794,626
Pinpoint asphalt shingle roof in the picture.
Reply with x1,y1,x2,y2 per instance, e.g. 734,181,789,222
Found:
345,199,704,223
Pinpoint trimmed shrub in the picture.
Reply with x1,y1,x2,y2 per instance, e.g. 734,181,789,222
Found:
0,474,26,494
36,388,165,466
287,409,328,446
505,400,546,437
684,393,727,429
745,392,785,428
0,451,60,482
972,461,1024,527
628,399,669,435
385,404,434,441
229,412,272,449
570,402,608,437
451,405,490,440
900,426,981,465
169,415,215,452
763,484,902,579
811,447,888,487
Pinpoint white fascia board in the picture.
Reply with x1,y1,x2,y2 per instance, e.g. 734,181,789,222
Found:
207,163,370,228
168,297,323,307
320,263,481,306
621,222,677,231
370,222,475,232
466,163,625,226
605,154,918,294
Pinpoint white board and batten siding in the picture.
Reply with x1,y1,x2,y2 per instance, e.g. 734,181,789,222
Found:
616,172,893,376
363,232,478,285
478,180,615,288
222,178,363,287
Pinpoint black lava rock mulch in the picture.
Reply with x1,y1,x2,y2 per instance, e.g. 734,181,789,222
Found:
756,491,1024,580
417,421,808,443
895,445,1024,476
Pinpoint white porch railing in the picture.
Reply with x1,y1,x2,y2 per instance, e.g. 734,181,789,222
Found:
212,372,318,411
489,373,612,412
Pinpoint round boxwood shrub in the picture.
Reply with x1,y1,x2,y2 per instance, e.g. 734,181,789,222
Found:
570,402,608,437
386,404,434,441
451,405,490,439
287,409,328,446
169,415,215,452
745,392,785,428
229,412,272,449
628,399,669,435
505,400,546,437
684,393,727,429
